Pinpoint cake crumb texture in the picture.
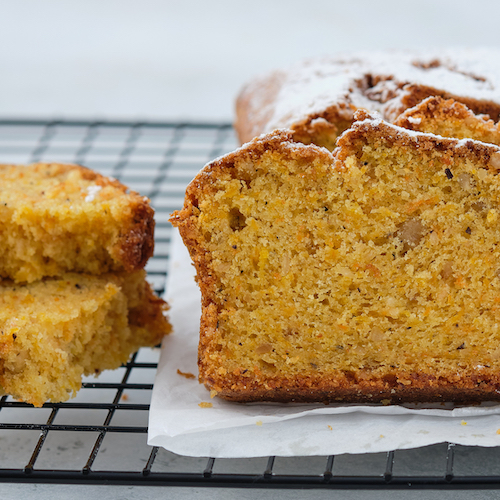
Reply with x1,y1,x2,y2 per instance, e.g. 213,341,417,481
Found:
0,163,155,283
172,120,500,404
0,271,170,407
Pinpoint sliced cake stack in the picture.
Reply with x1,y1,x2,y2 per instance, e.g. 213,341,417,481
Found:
0,163,171,406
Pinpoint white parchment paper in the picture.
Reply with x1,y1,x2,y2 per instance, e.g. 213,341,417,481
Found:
148,230,500,458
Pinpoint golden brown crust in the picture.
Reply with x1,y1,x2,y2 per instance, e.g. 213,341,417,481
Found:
128,278,171,345
207,369,500,405
235,72,288,145
335,110,500,169
114,198,156,271
392,84,500,122
393,96,500,145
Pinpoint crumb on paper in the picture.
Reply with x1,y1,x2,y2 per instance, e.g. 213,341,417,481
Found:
256,420,263,426
177,369,196,379
121,393,129,401
210,389,218,398
379,434,385,438
461,420,467,426
327,425,333,431
198,402,213,408
496,429,500,435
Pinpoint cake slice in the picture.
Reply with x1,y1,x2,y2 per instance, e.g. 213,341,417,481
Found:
394,96,500,145
172,116,500,404
0,163,155,283
0,271,170,406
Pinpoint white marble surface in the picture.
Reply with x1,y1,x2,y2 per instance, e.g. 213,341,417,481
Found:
2,1,500,498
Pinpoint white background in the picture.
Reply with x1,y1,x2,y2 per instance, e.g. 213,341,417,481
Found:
1,0,500,122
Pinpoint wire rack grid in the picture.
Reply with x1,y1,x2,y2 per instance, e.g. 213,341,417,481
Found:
1,119,500,491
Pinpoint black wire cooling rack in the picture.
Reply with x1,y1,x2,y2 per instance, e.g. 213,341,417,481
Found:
1,119,500,491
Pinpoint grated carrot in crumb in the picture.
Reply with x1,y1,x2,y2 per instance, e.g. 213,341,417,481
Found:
172,115,500,406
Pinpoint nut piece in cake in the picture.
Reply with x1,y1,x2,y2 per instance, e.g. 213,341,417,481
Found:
0,271,171,406
172,118,500,405
0,163,155,283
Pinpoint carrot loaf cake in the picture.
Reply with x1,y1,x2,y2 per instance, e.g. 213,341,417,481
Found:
172,114,500,404
235,50,500,150
0,271,170,407
0,163,155,283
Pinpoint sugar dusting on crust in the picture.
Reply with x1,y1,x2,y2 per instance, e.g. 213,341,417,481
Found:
345,111,500,157
407,116,422,125
84,185,102,202
237,49,500,142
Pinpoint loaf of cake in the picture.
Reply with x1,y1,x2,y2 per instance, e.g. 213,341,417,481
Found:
235,50,500,150
0,163,154,283
0,271,170,407
172,113,500,404
394,96,500,145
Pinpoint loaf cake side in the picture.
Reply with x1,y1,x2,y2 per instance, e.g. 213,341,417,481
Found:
0,271,170,407
172,120,500,405
235,50,500,150
0,163,155,283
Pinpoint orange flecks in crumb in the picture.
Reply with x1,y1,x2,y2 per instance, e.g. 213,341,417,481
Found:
405,196,439,214
455,275,467,289
461,420,467,426
365,263,381,277
256,420,263,426
198,402,213,408
177,369,196,379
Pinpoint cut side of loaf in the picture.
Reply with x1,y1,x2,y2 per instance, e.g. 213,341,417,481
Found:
394,96,500,145
0,271,170,406
0,163,155,283
172,119,500,405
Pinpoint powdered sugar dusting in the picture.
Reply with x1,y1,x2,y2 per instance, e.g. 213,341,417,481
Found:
240,49,500,139
84,185,102,202
407,116,422,125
